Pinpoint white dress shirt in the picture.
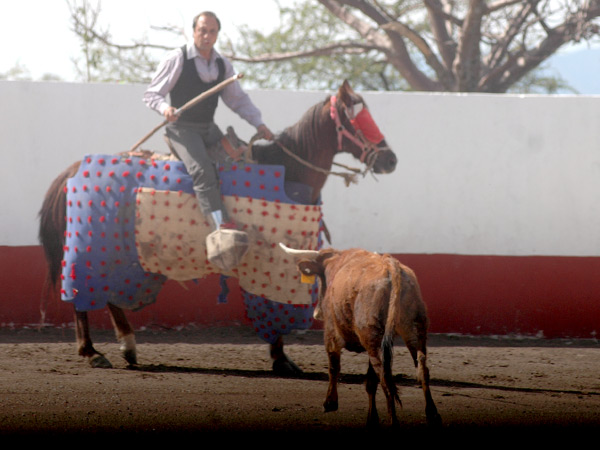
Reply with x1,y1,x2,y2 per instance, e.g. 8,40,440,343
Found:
143,42,265,128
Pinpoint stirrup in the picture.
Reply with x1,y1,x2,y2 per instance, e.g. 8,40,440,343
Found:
206,228,249,272
221,127,248,161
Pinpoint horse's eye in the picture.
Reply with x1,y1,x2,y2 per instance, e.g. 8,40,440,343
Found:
347,102,363,119
352,102,364,117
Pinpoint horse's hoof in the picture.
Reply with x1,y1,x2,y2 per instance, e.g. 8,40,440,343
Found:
119,334,137,365
122,349,137,366
272,357,303,376
89,354,113,369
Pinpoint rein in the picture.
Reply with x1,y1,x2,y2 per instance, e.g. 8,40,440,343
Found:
273,140,359,187
244,96,388,187
245,137,361,187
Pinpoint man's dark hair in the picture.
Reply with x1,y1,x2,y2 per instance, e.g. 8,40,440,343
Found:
193,11,221,31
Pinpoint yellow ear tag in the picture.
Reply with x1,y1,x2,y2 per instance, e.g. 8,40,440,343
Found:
301,273,315,284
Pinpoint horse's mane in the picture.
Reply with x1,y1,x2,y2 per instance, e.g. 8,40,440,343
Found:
252,97,329,166
279,97,328,154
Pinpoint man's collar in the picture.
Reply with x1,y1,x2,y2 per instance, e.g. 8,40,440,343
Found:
186,42,219,62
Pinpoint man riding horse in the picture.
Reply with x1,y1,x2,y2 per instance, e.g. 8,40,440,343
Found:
40,28,398,372
143,11,273,270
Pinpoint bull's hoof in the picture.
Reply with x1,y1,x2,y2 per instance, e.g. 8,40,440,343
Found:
313,305,323,320
366,417,380,429
323,399,338,413
122,349,137,366
272,356,303,376
427,412,443,428
88,354,113,369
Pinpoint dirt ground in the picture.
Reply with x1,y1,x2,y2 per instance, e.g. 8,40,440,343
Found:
1,325,599,443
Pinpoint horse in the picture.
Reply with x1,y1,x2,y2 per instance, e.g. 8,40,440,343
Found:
38,80,398,374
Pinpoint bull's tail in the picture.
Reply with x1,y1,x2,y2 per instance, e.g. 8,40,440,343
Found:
381,256,405,406
381,332,399,405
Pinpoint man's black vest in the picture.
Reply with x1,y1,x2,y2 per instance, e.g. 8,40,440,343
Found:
169,45,225,123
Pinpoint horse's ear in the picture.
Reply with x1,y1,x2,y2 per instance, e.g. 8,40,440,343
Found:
337,80,354,106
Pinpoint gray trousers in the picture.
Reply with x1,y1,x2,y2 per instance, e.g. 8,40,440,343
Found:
165,121,225,219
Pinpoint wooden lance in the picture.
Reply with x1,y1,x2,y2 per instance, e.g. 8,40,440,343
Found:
129,73,244,153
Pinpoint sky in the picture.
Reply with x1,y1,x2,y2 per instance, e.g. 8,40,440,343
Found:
0,0,289,81
1,0,598,94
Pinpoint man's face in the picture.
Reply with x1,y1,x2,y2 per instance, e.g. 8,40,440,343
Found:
193,15,219,56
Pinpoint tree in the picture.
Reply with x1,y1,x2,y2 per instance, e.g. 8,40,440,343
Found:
0,62,32,81
0,61,62,81
67,0,599,92
67,0,168,83
230,0,599,93
223,1,409,90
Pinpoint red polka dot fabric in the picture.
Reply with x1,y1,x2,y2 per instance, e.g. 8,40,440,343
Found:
61,154,323,342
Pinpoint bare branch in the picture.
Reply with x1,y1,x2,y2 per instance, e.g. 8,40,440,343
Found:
485,1,538,71
319,0,442,90
381,21,454,89
423,0,459,70
70,13,174,51
453,0,486,91
423,0,463,27
226,41,381,63
486,0,527,13
317,0,388,42
478,48,525,90
494,30,584,90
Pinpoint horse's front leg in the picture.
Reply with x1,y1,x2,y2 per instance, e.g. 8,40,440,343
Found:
75,309,112,368
107,303,137,365
270,335,303,376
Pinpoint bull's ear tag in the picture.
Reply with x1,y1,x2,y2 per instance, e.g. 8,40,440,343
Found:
301,273,315,284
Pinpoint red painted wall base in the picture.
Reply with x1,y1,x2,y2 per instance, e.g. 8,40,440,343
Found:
396,253,600,339
1,246,599,339
0,246,249,330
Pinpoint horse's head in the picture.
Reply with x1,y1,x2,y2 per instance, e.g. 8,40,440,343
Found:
329,80,397,175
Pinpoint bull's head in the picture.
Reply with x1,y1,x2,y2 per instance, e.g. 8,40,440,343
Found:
279,243,336,319
279,243,326,279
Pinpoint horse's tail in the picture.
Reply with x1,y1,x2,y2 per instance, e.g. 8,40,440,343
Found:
38,161,81,290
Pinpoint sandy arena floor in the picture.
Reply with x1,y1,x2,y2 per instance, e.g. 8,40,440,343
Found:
1,326,599,443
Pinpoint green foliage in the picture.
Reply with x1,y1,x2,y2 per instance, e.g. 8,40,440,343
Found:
69,0,159,83
0,61,63,82
508,64,578,95
0,62,32,81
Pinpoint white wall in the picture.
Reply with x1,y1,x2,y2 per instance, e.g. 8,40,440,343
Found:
326,92,600,256
1,80,598,257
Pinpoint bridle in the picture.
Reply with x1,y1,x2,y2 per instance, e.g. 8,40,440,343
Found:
329,95,387,170
249,95,389,186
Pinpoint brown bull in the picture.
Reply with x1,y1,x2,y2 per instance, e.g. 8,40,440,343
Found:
280,244,442,428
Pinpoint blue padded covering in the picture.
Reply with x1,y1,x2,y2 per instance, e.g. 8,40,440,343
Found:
61,154,321,343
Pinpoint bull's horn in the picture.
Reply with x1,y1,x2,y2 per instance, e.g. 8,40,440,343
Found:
278,243,319,259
